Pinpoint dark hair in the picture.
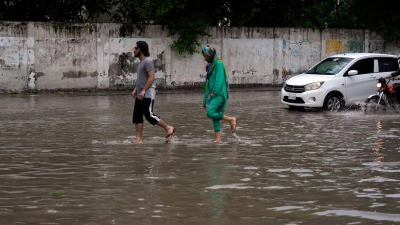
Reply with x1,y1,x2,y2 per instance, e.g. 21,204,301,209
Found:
136,41,150,57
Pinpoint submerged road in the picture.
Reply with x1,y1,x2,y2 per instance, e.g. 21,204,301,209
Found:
0,90,399,224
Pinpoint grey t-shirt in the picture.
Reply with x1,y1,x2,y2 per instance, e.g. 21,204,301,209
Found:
136,57,156,99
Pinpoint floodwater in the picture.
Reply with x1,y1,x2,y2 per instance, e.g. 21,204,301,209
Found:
0,90,400,225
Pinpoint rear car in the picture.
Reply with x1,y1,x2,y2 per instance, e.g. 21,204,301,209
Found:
281,53,400,111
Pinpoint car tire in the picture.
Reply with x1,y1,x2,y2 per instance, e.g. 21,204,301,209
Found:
323,93,343,112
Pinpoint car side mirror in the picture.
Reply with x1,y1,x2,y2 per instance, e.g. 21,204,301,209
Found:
347,70,358,76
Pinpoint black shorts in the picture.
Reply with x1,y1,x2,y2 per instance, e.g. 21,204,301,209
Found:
132,98,160,125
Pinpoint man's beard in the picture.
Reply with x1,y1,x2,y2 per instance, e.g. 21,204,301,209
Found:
134,52,140,57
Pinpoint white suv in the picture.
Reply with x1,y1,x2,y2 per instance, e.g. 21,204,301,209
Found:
281,53,399,111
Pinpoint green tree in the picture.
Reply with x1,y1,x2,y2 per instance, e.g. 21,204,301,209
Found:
350,0,400,46
1,0,111,22
112,0,220,54
0,0,4,20
1,0,400,54
223,0,356,29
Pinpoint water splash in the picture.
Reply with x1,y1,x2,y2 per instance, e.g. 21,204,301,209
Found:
232,132,241,141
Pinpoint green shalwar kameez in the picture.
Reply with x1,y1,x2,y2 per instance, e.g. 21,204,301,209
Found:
203,58,229,132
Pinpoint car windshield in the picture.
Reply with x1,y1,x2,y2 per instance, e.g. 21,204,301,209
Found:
306,57,354,75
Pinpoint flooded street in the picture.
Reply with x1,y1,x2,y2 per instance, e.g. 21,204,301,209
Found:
1,90,400,225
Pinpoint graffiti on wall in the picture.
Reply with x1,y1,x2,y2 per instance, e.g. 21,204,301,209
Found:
368,40,383,53
1,50,20,69
0,37,26,70
282,39,320,82
326,40,364,54
282,40,318,57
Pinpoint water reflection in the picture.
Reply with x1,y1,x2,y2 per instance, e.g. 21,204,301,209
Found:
373,121,384,162
0,91,400,224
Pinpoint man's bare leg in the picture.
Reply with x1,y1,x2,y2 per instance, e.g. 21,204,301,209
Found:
132,123,144,144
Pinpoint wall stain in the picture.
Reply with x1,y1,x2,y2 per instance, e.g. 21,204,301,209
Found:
51,23,96,36
108,51,166,88
109,52,137,80
230,69,257,75
35,72,45,79
27,72,45,84
119,24,135,37
154,52,165,72
273,69,280,84
369,40,383,52
282,67,292,81
62,71,97,79
0,21,28,36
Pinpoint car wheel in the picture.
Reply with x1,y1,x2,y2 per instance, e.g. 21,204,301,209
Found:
323,94,343,112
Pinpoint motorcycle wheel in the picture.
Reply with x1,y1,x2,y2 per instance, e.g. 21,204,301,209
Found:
365,96,386,113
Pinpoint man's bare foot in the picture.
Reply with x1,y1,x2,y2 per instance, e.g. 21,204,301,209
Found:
132,139,143,144
213,139,222,143
230,117,237,133
165,126,176,143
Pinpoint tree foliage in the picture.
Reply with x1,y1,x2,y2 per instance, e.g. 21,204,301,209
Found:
1,0,111,22
111,0,215,54
349,0,400,45
1,0,400,54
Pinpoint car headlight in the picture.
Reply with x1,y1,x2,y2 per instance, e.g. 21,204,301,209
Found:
305,81,324,91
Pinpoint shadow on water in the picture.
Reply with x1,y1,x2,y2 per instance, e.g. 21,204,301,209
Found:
0,91,400,224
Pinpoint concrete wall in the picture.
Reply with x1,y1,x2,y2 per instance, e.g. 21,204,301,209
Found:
0,21,398,92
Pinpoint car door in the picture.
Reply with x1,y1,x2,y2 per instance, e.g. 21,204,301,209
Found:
376,57,400,84
344,58,376,103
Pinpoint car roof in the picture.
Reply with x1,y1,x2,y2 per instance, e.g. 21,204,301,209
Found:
328,53,397,59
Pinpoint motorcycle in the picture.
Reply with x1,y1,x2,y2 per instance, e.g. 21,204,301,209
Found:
364,77,400,113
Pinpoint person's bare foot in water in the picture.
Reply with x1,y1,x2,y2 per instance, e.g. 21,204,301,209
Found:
132,138,143,144
213,131,222,143
213,139,222,143
230,117,237,133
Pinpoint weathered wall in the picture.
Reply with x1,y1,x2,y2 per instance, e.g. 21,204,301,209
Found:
33,23,98,90
0,21,399,92
0,22,29,91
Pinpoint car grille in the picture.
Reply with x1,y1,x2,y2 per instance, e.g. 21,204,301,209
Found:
283,96,305,103
284,85,305,93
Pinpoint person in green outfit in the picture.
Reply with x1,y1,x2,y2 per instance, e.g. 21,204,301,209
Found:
202,44,237,143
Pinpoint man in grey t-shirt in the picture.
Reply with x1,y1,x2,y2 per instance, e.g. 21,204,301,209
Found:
131,41,176,143
136,57,156,99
